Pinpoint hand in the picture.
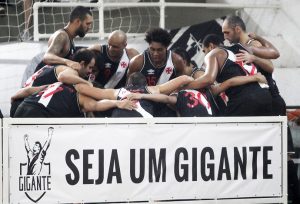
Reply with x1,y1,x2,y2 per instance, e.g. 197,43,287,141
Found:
48,127,54,136
254,72,267,84
117,99,137,110
248,32,257,40
24,134,29,141
235,50,256,64
126,93,143,101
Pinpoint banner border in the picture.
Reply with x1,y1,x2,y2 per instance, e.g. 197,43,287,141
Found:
2,117,287,204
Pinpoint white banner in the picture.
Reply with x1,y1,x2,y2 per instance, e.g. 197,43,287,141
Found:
8,122,283,203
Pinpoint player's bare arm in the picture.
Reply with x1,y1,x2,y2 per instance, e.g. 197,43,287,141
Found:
185,49,221,90
127,54,144,77
172,52,189,76
75,84,117,100
44,32,81,70
57,67,92,86
126,48,139,59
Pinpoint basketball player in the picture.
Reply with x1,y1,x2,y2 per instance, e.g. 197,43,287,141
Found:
13,82,136,118
75,73,194,118
222,15,285,116
127,28,189,116
10,49,96,117
35,6,93,72
127,27,188,85
186,34,272,116
89,30,139,88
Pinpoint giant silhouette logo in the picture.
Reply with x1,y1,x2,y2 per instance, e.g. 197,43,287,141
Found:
19,127,53,203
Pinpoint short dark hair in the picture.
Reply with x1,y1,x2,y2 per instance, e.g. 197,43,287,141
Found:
172,47,191,66
35,142,42,151
72,48,95,65
202,34,223,48
145,28,172,47
92,50,104,70
225,15,246,32
126,72,147,87
70,6,92,22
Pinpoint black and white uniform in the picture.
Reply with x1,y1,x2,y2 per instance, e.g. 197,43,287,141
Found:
111,86,154,118
14,82,83,118
23,65,58,87
95,45,130,89
34,29,76,72
217,44,272,116
176,89,218,117
140,49,177,117
10,65,59,117
140,50,176,86
176,67,219,117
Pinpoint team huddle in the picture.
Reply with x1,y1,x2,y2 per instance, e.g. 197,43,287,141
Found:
11,6,284,118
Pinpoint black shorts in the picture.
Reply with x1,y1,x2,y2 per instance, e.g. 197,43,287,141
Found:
225,88,272,116
14,102,48,118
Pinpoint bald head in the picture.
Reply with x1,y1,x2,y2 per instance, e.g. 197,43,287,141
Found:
107,30,128,58
108,30,127,44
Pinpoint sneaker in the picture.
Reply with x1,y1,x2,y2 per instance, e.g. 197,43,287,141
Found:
19,30,31,42
0,6,5,15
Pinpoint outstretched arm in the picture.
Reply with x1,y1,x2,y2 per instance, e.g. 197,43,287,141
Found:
75,83,117,100
79,94,137,112
210,73,267,95
127,93,177,105
42,127,53,151
24,134,31,153
11,85,47,102
154,75,194,95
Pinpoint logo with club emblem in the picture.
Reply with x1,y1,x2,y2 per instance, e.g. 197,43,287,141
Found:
19,127,53,203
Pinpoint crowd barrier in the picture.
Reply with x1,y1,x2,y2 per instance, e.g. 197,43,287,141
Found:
1,117,287,204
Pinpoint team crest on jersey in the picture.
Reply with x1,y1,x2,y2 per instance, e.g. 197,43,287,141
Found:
105,63,112,69
165,67,173,74
120,61,128,68
147,69,155,75
19,127,53,203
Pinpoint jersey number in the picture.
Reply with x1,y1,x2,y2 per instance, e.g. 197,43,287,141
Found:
146,76,157,86
38,82,63,107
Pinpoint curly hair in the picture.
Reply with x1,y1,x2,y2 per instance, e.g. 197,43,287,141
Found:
145,28,172,47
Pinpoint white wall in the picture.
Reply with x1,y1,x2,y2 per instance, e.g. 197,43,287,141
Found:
208,0,300,68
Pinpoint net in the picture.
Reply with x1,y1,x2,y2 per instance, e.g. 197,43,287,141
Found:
0,0,160,43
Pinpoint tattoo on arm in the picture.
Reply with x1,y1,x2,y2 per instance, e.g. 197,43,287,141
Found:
48,33,68,55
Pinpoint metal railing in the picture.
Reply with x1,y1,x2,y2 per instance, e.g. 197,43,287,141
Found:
33,0,281,41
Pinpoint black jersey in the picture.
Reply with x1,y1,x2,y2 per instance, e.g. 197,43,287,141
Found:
14,82,83,118
95,45,129,89
176,89,218,117
217,44,272,116
140,50,176,86
24,65,58,87
34,29,76,72
111,86,154,118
